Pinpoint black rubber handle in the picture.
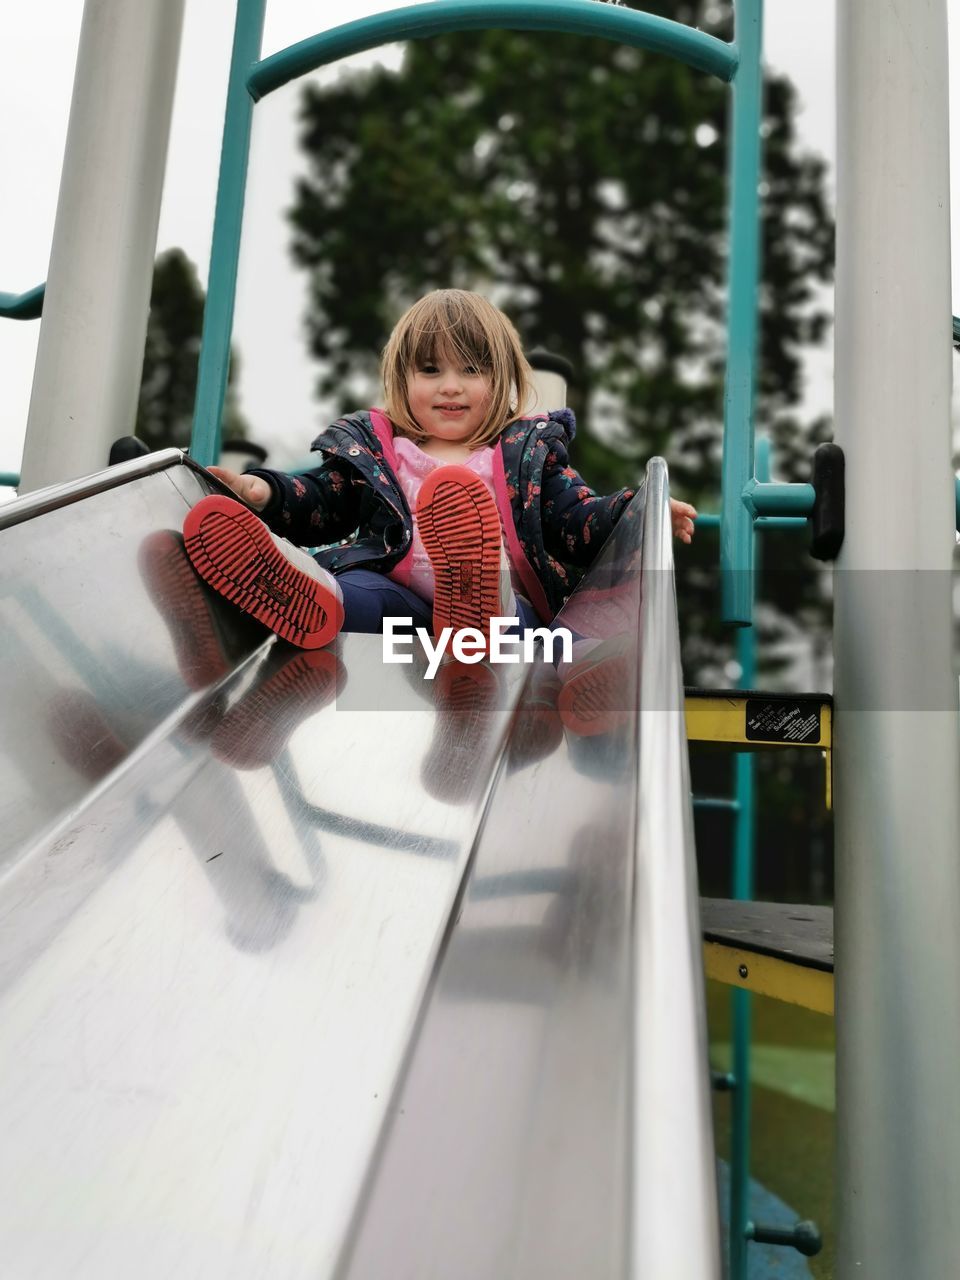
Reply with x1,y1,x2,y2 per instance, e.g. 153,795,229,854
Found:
810,442,844,561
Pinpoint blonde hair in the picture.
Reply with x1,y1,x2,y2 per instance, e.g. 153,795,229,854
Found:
381,289,533,449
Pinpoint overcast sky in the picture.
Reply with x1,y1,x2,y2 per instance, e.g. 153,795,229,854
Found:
1,1,957,474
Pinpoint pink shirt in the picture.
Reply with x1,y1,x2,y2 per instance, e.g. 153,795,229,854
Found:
388,436,516,605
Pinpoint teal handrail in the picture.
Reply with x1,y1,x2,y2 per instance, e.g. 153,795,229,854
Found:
0,286,44,320
248,0,739,101
191,0,267,467
719,0,763,626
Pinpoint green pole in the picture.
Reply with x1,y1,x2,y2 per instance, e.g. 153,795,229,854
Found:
729,628,757,1280
728,435,766,1279
719,0,764,625
190,0,267,466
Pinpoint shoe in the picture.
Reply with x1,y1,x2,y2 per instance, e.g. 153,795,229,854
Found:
211,647,345,769
416,466,504,638
557,637,633,737
182,495,343,649
139,530,234,690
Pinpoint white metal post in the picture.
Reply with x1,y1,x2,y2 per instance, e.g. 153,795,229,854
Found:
834,1,960,1275
18,0,185,493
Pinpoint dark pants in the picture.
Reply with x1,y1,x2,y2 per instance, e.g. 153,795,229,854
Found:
334,568,540,634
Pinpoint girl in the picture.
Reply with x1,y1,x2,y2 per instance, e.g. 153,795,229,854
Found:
182,289,696,648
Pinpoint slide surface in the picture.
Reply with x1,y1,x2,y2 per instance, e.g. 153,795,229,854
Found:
0,453,719,1278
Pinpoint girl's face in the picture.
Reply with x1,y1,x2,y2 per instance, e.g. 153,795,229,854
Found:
406,353,493,444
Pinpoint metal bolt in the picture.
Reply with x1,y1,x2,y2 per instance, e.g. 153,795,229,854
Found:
738,963,749,979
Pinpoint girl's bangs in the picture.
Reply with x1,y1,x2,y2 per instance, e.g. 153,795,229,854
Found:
405,308,493,372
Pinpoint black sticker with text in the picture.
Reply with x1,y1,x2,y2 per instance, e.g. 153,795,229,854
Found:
744,698,821,745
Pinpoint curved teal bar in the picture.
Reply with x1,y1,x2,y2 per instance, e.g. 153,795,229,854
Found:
0,285,44,321
247,0,739,101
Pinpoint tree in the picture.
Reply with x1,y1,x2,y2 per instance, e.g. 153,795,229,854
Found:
136,248,248,451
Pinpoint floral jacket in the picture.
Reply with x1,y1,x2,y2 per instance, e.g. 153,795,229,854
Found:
248,408,635,620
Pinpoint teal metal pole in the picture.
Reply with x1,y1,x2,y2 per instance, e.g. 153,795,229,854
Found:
696,512,808,531
190,0,267,467
755,434,771,489
727,435,768,1280
719,0,764,626
729,604,758,1280
743,479,816,518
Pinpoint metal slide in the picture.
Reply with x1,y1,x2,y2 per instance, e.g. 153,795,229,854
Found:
0,454,719,1279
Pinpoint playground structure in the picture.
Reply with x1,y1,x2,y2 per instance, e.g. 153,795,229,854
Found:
2,1,959,1277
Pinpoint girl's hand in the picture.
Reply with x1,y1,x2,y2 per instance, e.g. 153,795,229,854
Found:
670,498,697,544
207,465,272,511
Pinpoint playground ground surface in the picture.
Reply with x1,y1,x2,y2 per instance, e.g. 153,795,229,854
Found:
708,980,836,1279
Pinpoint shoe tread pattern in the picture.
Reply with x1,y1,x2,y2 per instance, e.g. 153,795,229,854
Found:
416,467,503,637
183,496,340,650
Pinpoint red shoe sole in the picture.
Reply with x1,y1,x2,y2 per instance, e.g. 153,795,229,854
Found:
416,466,503,637
182,496,342,650
139,530,232,690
